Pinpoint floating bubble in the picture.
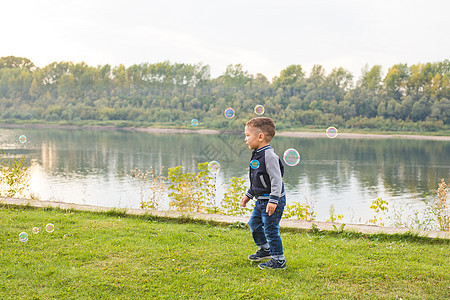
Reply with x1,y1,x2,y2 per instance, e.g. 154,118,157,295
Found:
208,161,221,173
32,227,40,234
250,159,260,169
283,148,301,166
254,105,265,115
191,119,199,126
326,126,338,138
19,232,28,242
18,135,27,143
45,223,55,233
224,108,235,119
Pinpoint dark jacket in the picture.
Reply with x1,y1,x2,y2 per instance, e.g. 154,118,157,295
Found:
245,145,285,204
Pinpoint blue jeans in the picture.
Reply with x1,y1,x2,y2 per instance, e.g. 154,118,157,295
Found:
248,197,286,257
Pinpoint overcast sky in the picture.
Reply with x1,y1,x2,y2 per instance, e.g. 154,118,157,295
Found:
1,0,449,80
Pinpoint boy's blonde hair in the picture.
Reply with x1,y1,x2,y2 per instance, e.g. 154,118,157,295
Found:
246,117,276,142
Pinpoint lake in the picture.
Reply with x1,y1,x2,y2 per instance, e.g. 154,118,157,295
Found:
1,127,449,226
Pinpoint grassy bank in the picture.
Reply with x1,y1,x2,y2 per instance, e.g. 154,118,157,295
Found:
1,205,449,299
1,119,449,137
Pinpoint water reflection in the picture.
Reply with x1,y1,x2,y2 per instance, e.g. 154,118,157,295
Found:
1,127,449,223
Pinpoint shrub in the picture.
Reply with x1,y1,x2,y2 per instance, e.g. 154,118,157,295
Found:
284,202,316,221
221,177,250,216
434,178,449,231
167,162,213,213
369,197,389,226
327,204,343,222
130,167,166,210
0,151,30,198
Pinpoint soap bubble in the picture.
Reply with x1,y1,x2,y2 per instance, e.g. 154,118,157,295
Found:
32,227,40,234
254,105,265,115
208,161,221,173
250,159,260,169
18,135,27,143
326,126,338,138
191,119,199,126
45,223,55,233
19,232,28,242
224,108,235,119
283,148,301,166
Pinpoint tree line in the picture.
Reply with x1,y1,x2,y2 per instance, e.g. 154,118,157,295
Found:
0,56,449,131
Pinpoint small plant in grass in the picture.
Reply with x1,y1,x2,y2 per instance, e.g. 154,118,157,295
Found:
130,166,166,210
332,223,346,233
310,223,323,235
221,177,250,216
228,221,247,229
368,197,388,226
434,178,449,231
0,150,30,198
327,204,343,222
105,208,128,217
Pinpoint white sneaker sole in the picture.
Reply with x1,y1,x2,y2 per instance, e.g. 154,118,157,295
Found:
258,263,287,270
248,256,271,262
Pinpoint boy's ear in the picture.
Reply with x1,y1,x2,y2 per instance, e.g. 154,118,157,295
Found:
258,132,265,140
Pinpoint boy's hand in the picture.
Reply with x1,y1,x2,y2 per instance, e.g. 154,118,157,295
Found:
240,195,250,207
266,203,277,216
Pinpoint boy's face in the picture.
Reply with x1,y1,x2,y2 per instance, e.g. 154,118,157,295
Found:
244,126,266,150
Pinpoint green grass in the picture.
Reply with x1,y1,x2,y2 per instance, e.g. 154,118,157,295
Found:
1,205,449,299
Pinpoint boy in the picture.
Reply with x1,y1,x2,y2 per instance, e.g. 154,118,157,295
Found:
240,117,286,269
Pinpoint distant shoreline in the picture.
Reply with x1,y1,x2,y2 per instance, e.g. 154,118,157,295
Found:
1,123,450,141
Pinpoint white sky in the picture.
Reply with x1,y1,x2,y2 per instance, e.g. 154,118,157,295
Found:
1,0,449,80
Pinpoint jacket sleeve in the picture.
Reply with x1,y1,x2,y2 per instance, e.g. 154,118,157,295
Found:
265,150,283,204
245,189,254,199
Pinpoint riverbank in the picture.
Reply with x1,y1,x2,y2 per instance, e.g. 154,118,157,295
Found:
1,123,450,141
2,196,449,240
2,200,449,299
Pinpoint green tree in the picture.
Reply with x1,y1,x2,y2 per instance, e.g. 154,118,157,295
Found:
411,96,431,121
324,67,353,102
384,64,410,100
223,64,252,90
0,56,35,71
359,64,383,92
273,65,306,99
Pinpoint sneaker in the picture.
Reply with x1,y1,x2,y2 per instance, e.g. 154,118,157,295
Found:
258,258,287,269
248,248,271,262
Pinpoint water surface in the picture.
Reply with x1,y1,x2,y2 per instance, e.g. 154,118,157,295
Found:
1,127,449,225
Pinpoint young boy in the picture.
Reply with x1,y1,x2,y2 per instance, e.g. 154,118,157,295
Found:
240,117,286,269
